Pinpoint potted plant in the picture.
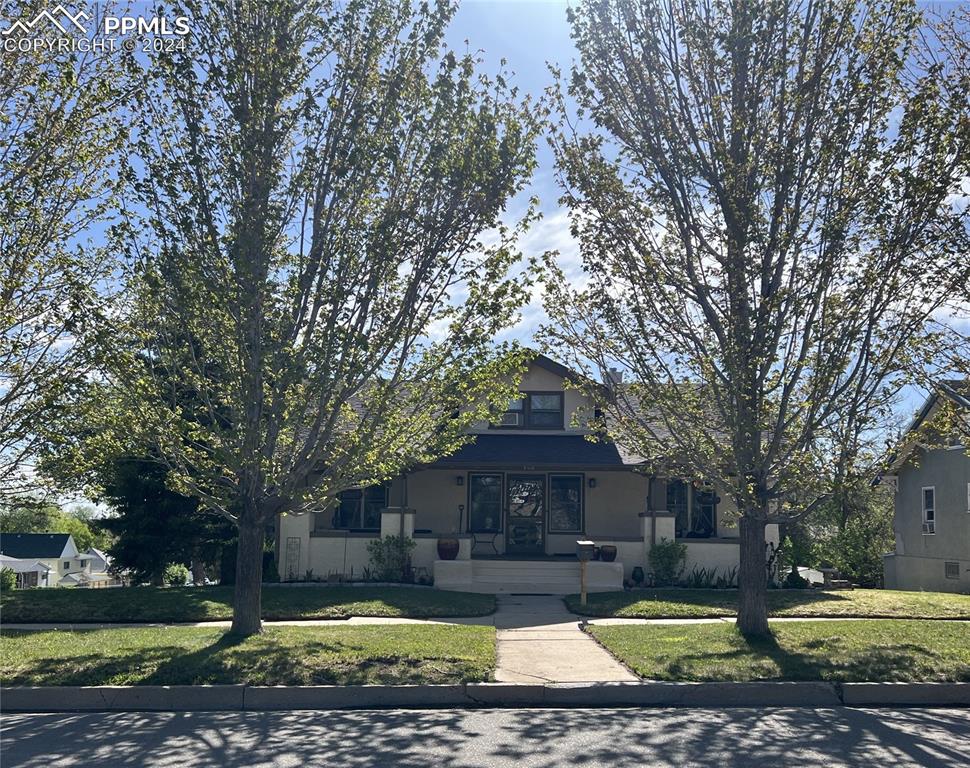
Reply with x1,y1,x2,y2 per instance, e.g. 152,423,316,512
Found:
438,503,463,560
437,537,460,560
599,544,618,562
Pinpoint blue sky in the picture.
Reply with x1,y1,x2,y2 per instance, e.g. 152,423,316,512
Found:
54,0,962,424
443,1,966,423
446,1,581,346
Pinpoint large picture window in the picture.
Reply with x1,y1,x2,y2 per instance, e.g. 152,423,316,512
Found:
549,474,583,532
469,474,503,532
669,479,718,538
334,485,387,530
494,392,564,429
667,479,689,537
690,489,717,537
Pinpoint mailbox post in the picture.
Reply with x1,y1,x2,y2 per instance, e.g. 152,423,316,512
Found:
576,540,596,607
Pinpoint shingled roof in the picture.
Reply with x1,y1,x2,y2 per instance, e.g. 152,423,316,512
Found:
425,433,642,469
885,380,969,473
0,533,73,559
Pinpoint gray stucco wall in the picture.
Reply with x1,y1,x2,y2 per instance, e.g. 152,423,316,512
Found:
886,445,970,593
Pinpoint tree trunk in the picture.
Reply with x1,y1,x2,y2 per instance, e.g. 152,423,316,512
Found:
190,543,207,586
230,513,265,635
736,515,769,636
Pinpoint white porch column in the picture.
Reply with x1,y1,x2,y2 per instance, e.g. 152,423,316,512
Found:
640,510,677,565
765,522,780,548
380,507,416,539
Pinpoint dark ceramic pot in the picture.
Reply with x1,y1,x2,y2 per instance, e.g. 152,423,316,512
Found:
599,545,618,562
437,537,460,561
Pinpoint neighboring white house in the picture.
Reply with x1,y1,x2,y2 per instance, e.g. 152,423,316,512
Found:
277,355,779,593
0,553,53,588
0,533,102,588
882,382,970,594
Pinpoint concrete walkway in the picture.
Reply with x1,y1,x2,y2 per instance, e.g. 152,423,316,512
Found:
492,595,637,683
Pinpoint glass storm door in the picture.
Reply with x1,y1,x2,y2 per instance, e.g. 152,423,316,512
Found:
506,474,545,555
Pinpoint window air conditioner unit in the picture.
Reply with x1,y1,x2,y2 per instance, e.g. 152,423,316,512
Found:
922,521,935,535
500,412,521,426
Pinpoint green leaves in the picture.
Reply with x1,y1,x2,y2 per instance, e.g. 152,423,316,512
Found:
0,0,130,499
112,0,539,525
542,0,969,523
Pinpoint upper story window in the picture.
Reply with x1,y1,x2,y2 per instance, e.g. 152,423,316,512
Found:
494,392,564,430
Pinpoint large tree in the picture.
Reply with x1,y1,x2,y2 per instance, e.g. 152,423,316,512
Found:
0,1,126,498
114,0,539,634
543,0,969,634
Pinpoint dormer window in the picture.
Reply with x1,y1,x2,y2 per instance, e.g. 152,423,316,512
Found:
494,392,564,430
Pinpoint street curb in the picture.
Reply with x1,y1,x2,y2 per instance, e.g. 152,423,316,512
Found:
2,682,968,712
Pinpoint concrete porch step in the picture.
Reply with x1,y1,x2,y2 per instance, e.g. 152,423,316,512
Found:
452,582,582,595
434,558,624,595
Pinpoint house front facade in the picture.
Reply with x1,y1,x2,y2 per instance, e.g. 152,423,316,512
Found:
882,384,970,594
0,533,92,587
277,356,779,593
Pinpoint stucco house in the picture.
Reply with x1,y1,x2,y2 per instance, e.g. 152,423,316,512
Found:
882,382,970,594
277,355,779,593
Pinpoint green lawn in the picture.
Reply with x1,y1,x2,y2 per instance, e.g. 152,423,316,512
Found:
566,588,970,619
0,624,495,686
590,620,970,682
0,585,495,624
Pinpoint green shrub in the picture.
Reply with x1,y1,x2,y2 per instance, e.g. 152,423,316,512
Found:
715,566,738,589
162,562,190,587
682,565,716,588
0,567,16,591
680,564,738,589
648,539,687,586
366,535,416,582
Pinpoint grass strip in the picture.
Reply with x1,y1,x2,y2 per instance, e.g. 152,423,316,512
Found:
589,619,970,682
0,624,496,686
567,588,970,620
0,585,495,623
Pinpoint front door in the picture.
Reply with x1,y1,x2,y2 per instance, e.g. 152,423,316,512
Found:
506,474,545,555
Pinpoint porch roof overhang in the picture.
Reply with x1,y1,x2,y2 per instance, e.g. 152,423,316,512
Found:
423,434,642,471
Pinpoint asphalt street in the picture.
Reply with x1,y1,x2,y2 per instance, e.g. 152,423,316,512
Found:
2,707,969,767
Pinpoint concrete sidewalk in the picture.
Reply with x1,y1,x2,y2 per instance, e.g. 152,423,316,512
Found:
5,603,968,632
492,595,637,683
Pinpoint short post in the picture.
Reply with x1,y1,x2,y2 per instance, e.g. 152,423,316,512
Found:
576,540,595,607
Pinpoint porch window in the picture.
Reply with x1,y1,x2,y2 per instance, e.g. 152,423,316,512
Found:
469,474,503,532
549,474,583,532
334,485,387,530
667,480,689,537
493,392,564,429
689,488,717,538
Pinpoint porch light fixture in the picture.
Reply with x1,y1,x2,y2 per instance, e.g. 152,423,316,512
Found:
588,478,597,489
456,475,464,486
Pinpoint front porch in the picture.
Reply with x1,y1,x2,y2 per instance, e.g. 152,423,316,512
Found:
278,503,780,594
